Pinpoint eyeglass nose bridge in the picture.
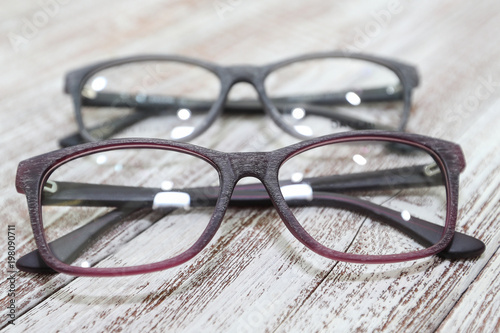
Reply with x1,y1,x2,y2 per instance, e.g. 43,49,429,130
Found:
225,65,264,84
220,65,297,140
221,65,268,100
227,151,274,180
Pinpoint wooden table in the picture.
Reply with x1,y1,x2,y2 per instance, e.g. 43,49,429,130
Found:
1,1,499,332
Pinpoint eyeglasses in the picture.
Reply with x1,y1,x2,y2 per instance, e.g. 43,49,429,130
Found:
60,52,419,147
16,131,484,276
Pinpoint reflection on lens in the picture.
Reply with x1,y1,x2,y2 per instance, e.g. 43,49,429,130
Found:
294,125,313,137
171,126,195,139
41,148,220,269
278,140,447,256
345,91,361,106
91,77,107,91
177,108,192,120
291,107,306,119
80,61,221,141
265,58,405,137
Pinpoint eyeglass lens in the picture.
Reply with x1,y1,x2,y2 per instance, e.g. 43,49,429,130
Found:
41,148,220,268
80,61,221,141
265,58,404,136
278,140,446,255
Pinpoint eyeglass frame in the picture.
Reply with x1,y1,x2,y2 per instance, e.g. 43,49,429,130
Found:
15,130,485,277
61,51,420,147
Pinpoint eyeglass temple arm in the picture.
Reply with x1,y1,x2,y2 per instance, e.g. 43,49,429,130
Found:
80,86,403,110
59,88,400,147
17,166,484,274
230,190,484,260
59,107,385,147
40,164,442,207
16,208,141,274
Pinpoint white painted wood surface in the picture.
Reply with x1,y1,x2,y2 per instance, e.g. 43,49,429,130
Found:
1,1,499,332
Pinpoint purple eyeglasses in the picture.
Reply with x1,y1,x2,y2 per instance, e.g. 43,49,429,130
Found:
16,131,484,277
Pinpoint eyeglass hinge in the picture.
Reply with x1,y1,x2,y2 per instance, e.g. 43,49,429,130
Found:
423,163,440,177
43,180,58,193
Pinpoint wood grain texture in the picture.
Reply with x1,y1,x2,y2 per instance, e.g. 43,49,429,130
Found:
437,248,500,333
1,0,499,332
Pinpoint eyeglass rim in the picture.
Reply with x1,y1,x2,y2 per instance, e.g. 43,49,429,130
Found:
64,51,419,145
16,130,463,276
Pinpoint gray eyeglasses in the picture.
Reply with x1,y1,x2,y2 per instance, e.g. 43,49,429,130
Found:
60,51,419,146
